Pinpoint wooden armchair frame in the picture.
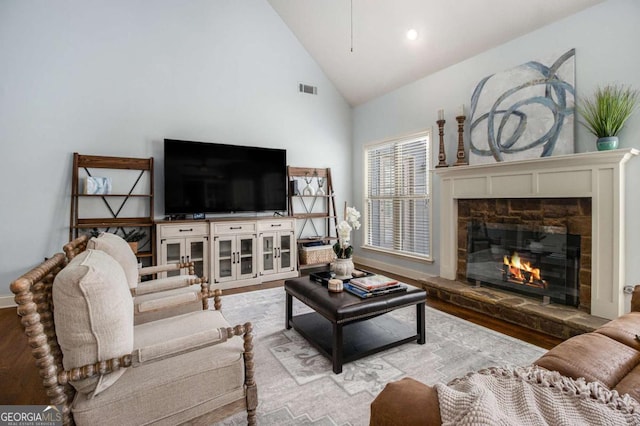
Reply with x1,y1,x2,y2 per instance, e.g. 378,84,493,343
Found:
10,253,256,425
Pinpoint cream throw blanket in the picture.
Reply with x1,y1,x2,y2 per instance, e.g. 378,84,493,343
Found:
435,365,640,425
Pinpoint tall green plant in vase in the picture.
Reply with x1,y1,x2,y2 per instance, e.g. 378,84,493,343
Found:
577,84,639,151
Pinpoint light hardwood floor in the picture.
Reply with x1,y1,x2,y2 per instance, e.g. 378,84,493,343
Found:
0,277,561,405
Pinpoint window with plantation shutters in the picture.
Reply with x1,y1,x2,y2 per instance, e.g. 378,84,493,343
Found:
364,131,431,259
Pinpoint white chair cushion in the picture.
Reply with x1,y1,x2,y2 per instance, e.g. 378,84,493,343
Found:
73,310,245,425
88,232,139,290
72,335,245,425
53,249,134,397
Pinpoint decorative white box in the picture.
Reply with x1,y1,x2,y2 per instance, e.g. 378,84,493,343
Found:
85,177,112,194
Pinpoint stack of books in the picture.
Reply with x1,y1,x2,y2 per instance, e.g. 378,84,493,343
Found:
344,275,407,298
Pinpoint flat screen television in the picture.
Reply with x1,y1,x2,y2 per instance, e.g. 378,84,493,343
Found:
164,139,287,215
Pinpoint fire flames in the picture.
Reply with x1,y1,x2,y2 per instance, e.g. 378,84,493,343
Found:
502,252,546,288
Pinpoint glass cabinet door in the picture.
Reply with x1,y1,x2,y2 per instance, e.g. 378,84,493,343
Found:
261,234,275,274
215,238,234,281
279,233,293,271
163,240,184,278
260,231,294,275
187,237,206,278
238,236,255,278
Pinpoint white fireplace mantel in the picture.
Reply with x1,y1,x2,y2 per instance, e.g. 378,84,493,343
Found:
436,148,639,320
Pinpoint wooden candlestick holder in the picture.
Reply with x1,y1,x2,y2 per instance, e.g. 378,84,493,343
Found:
435,119,447,168
454,115,468,166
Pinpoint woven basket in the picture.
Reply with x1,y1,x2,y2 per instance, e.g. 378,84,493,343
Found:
299,245,335,265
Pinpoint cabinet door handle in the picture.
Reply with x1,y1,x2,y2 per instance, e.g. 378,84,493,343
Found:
181,256,185,263
232,252,236,264
186,255,190,263
179,228,193,232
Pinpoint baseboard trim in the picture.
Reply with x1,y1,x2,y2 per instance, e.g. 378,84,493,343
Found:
353,256,436,282
0,295,16,309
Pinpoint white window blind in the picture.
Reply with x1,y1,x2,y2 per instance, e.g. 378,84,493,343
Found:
364,132,431,258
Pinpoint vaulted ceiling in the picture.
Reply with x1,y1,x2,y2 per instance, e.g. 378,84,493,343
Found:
267,0,604,106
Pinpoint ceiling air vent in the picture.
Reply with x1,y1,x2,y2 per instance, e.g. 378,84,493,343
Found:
298,83,318,95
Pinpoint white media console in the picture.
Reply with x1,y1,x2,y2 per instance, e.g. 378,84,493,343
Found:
156,216,298,289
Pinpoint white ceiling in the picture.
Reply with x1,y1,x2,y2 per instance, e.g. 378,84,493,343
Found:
267,0,604,106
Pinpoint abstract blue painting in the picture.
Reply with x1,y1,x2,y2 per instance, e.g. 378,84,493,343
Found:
469,49,575,164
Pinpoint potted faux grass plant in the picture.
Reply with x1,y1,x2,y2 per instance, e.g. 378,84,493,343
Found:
577,84,639,151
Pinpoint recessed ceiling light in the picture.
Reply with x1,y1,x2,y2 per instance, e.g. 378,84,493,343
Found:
406,29,418,41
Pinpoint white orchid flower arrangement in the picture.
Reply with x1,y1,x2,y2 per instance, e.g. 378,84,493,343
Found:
333,205,361,259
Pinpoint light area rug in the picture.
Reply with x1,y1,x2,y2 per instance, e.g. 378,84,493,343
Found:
216,286,546,426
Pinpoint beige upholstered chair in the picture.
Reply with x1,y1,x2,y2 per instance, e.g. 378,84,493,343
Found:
10,251,257,425
64,234,210,324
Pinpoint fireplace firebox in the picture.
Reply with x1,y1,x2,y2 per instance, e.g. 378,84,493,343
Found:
466,221,580,306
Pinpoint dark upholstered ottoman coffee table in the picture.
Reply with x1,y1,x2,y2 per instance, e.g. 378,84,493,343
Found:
285,277,426,374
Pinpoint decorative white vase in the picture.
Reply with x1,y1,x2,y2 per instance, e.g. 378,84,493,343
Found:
330,257,354,279
302,183,315,196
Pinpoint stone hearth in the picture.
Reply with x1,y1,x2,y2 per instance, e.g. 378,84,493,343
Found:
418,276,607,339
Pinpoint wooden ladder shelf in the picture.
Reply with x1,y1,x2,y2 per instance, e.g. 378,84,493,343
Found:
287,166,338,269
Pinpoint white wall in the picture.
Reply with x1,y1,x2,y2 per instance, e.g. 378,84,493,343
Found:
0,0,352,299
352,0,640,289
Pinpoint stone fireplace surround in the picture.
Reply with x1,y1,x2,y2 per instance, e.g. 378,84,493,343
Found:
458,198,590,311
436,149,638,321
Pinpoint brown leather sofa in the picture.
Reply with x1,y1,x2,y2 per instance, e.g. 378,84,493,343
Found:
370,287,640,425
